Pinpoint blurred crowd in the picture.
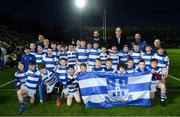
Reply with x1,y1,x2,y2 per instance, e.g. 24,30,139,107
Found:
0,25,178,70
0,26,35,69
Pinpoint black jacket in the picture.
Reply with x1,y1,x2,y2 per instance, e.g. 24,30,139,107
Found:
108,35,128,50
87,38,105,48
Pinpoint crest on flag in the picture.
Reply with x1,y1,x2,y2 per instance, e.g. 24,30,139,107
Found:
105,75,130,103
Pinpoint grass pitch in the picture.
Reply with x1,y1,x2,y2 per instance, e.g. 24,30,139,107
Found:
0,49,180,116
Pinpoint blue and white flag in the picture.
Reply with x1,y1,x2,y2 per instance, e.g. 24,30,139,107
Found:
78,72,152,108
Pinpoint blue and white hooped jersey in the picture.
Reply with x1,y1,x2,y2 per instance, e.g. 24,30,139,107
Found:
58,51,67,59
40,70,58,93
119,51,131,63
43,47,48,53
77,48,89,63
115,70,127,75
88,48,101,66
130,50,142,65
126,66,137,74
136,67,149,72
35,52,44,65
141,52,154,67
14,70,27,84
103,67,115,73
100,53,108,68
148,66,162,81
30,50,36,56
67,51,77,66
92,67,104,72
52,49,58,57
153,53,169,68
25,68,40,93
42,55,58,72
56,66,68,86
108,50,119,66
87,48,91,53
66,73,78,94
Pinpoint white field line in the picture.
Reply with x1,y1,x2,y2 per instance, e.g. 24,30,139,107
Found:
0,79,14,88
168,75,180,82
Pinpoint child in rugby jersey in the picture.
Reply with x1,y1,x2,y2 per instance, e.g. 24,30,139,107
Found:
42,47,58,72
153,47,169,84
51,41,58,57
92,58,104,72
119,45,131,63
103,58,115,73
87,43,92,53
66,65,81,106
148,58,167,107
56,58,68,97
126,58,136,74
130,44,142,67
21,47,36,71
141,45,154,68
88,43,101,71
76,40,89,71
67,44,77,67
108,45,119,70
16,61,40,114
78,63,88,74
136,60,149,72
30,43,36,56
100,46,108,68
14,62,27,91
43,39,49,53
116,63,126,75
57,44,67,59
35,45,44,65
38,64,64,107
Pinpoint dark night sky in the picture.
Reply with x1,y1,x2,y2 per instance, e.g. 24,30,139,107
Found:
0,0,180,28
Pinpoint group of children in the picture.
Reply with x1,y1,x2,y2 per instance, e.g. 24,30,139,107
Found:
14,39,169,114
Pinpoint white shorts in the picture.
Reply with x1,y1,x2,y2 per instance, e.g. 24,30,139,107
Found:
24,85,36,97
151,80,160,92
67,91,80,97
161,68,168,79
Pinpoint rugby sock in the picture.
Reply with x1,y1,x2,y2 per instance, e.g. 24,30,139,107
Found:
18,101,25,114
160,93,166,102
19,101,25,107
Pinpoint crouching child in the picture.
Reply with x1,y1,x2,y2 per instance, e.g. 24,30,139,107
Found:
14,62,27,91
38,64,64,107
16,61,40,114
148,58,167,107
66,65,81,106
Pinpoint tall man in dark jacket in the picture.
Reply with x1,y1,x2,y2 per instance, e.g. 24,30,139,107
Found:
108,27,128,50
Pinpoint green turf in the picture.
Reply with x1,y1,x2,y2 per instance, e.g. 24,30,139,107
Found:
0,49,180,116
0,90,180,116
166,49,180,89
0,68,16,89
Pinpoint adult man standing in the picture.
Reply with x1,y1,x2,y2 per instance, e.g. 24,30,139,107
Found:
36,34,45,46
152,39,167,54
88,31,105,48
108,27,128,50
153,39,161,53
131,33,147,52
